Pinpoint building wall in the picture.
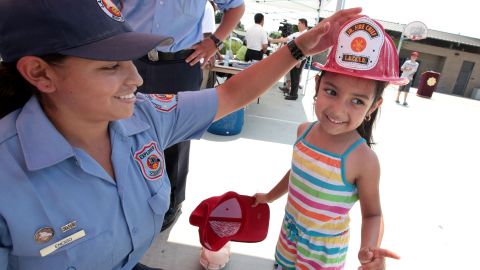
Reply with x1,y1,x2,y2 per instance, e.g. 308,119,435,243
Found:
401,41,480,97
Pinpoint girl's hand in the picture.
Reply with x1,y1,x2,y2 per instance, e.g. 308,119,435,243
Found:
295,7,362,57
252,193,270,207
358,247,400,270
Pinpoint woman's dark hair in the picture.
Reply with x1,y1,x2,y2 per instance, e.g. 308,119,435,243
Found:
313,71,388,147
0,54,66,118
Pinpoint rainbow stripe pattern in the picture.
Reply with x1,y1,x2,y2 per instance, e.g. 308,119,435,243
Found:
275,123,364,270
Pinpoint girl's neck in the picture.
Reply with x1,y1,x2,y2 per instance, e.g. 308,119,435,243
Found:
307,124,360,153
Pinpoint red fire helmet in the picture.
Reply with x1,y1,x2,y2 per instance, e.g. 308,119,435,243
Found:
316,16,409,85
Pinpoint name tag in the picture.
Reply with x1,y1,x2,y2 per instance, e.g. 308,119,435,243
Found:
40,230,86,257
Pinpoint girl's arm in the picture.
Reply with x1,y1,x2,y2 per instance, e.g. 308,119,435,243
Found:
253,122,310,206
214,8,362,121
356,150,400,270
253,170,290,206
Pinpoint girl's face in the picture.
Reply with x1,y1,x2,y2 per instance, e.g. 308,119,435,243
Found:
315,72,382,136
46,57,143,122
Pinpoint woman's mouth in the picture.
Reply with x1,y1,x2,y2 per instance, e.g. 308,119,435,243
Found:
114,93,136,101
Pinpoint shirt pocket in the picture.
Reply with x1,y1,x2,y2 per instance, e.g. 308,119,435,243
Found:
15,230,113,270
148,191,170,234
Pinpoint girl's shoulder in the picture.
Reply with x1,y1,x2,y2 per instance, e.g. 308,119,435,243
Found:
296,122,312,138
347,142,380,183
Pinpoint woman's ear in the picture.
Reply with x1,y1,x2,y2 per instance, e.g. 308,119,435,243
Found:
16,56,57,93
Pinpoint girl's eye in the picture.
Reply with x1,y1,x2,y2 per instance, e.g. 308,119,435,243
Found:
352,98,365,105
325,89,336,96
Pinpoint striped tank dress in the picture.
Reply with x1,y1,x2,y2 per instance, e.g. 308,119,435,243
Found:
275,123,365,270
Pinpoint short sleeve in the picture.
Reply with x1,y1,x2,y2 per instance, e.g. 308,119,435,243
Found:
135,89,218,150
214,0,244,11
262,31,268,44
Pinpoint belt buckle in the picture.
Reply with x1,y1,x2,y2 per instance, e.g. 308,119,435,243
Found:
147,49,159,61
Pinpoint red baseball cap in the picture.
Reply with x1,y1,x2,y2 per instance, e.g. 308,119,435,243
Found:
190,191,270,251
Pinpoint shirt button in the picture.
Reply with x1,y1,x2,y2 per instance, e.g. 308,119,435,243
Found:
132,227,138,234
66,267,76,270
159,1,164,5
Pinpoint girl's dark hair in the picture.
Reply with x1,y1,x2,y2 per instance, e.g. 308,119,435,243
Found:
313,72,388,147
0,54,66,118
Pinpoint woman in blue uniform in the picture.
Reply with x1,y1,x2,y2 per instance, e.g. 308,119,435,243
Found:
0,1,361,269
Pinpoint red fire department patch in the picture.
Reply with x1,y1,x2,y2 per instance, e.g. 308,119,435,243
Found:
146,94,177,112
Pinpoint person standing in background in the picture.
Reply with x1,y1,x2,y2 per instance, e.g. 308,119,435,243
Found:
117,0,245,267
245,13,268,62
396,51,419,106
270,19,309,100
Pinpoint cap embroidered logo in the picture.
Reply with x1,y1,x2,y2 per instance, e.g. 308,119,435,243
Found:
96,0,124,22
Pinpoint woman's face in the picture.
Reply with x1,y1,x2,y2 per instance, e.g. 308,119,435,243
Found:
45,57,143,122
314,72,382,136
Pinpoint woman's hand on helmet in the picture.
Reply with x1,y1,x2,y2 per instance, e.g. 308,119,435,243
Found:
296,7,363,57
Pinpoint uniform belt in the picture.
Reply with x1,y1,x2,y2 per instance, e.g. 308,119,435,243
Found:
144,49,194,62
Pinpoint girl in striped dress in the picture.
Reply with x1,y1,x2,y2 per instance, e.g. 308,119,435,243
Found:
254,16,405,270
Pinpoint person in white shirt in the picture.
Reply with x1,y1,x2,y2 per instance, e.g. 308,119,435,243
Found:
200,0,218,89
202,1,216,37
245,13,268,62
270,18,308,100
396,51,419,106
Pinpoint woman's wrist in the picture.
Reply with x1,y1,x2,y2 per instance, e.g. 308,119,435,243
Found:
287,40,306,61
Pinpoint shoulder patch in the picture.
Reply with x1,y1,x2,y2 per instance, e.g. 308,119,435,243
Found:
146,94,177,112
134,141,164,181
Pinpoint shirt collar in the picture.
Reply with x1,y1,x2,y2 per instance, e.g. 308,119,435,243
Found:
17,97,150,171
109,111,150,137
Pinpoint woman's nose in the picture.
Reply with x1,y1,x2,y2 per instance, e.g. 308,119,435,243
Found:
126,61,143,87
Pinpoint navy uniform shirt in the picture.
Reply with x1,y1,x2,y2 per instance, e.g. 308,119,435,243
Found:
0,89,217,270
119,0,244,52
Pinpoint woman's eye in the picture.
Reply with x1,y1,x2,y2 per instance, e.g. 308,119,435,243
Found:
325,89,336,96
352,98,365,105
102,64,120,70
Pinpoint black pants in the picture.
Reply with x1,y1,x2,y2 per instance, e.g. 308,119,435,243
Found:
288,59,306,97
245,48,263,62
133,57,202,231
133,263,162,270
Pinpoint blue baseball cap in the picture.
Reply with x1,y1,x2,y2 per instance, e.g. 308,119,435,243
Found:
0,0,173,63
